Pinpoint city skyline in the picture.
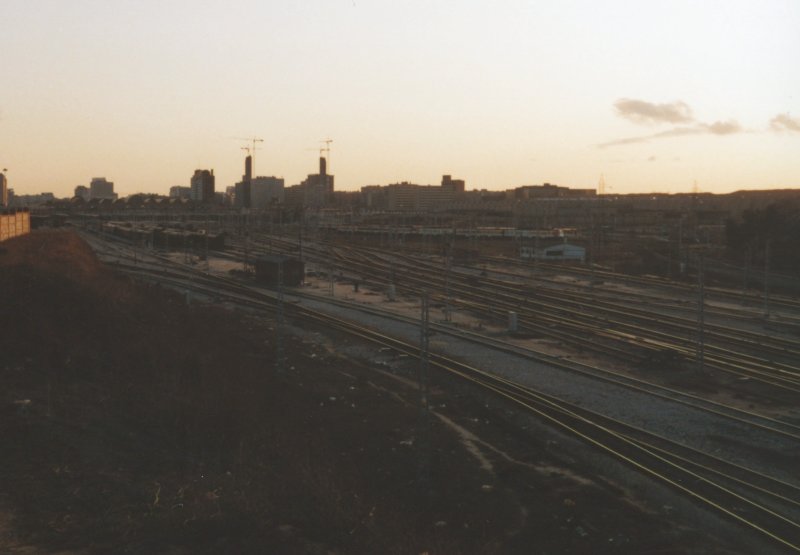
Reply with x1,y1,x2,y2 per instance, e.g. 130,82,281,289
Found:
1,0,799,198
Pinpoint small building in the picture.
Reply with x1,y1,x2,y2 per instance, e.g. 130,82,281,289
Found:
0,208,31,242
254,255,305,286
520,242,585,262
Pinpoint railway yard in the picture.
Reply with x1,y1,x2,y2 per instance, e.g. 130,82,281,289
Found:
3,225,800,553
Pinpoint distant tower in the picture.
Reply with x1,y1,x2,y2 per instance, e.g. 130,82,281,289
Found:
0,172,7,207
692,180,699,194
598,174,606,196
319,156,327,177
235,153,252,209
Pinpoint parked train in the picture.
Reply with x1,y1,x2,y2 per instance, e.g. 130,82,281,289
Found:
323,225,575,239
100,221,226,251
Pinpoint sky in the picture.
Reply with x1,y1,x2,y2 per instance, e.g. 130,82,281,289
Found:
1,0,799,197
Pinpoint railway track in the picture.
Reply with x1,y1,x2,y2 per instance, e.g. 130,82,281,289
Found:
254,235,800,392
495,255,800,313
85,231,800,552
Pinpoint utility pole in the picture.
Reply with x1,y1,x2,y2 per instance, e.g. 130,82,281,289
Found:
275,260,285,373
763,239,771,319
328,256,335,297
244,235,249,273
696,253,705,372
589,207,597,293
444,232,453,322
298,209,304,263
678,217,684,275
419,292,430,409
417,292,431,487
204,229,209,273
742,244,752,305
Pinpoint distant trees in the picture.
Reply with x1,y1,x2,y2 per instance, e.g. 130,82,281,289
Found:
725,202,800,274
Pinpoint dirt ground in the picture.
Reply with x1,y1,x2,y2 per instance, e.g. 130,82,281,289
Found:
0,231,743,554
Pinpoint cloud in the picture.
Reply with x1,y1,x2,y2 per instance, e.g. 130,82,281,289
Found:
647,155,656,162
600,98,747,148
598,136,650,148
704,120,742,135
598,126,698,148
770,113,800,132
597,121,742,148
614,98,694,125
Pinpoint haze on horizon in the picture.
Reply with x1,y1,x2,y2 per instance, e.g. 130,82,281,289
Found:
1,0,798,198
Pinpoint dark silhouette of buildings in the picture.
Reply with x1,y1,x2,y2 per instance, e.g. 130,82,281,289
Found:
74,185,90,201
285,157,334,209
441,174,465,193
89,177,116,200
169,186,191,199
250,176,284,208
234,155,253,209
190,170,215,203
361,174,466,212
0,172,7,207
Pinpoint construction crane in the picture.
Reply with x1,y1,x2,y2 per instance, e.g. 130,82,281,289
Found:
233,136,264,174
321,138,333,170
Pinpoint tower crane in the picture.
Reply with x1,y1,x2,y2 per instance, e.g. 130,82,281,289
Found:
233,136,264,174
321,138,333,169
305,147,326,159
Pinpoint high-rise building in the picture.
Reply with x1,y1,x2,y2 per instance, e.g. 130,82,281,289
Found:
296,157,334,208
250,176,284,208
0,172,8,207
234,155,253,209
89,177,116,200
190,170,215,203
234,180,250,208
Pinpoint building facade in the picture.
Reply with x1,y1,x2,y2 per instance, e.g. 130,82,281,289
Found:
89,177,116,200
0,208,30,242
250,176,284,209
289,157,333,209
190,170,215,203
169,186,191,199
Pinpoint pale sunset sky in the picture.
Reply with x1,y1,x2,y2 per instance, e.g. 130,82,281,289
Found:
1,0,798,197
